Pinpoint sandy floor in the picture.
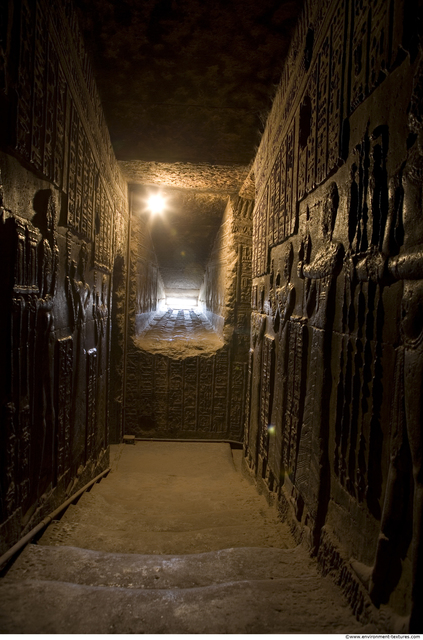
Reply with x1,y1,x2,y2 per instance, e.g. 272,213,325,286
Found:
38,442,295,554
133,308,224,357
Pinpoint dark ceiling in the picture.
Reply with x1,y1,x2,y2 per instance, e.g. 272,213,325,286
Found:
74,0,303,165
74,0,303,298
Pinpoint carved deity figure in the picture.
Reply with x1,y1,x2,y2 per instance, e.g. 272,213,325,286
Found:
94,274,108,345
34,193,59,498
298,182,344,328
66,242,91,330
274,243,296,336
268,243,296,483
296,182,344,548
353,71,423,631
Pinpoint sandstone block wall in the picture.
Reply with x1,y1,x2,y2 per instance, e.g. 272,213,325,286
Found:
0,0,128,553
245,0,423,624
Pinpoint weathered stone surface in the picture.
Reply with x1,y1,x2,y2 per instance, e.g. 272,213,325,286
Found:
120,161,250,193
72,0,303,165
0,0,127,553
0,575,377,634
244,0,423,629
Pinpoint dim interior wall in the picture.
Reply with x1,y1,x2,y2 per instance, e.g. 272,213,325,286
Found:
244,0,423,626
199,195,254,344
128,194,166,339
0,0,129,553
124,194,166,434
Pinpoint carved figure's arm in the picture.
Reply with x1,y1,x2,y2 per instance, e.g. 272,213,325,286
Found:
388,247,423,280
279,286,295,332
302,242,343,279
356,250,386,282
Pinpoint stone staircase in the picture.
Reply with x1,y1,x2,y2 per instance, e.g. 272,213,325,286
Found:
0,442,378,633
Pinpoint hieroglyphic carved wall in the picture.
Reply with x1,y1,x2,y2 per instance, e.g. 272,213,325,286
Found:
244,0,423,628
0,0,129,553
124,193,166,434
126,346,246,441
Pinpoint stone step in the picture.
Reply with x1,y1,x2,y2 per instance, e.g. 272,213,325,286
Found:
0,573,376,634
38,515,292,555
6,544,316,590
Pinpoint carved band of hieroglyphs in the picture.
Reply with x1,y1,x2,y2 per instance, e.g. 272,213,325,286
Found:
154,354,169,432
86,347,97,462
230,362,247,441
212,349,230,433
282,319,307,481
183,358,198,430
15,0,34,161
198,357,214,431
168,360,183,432
56,336,73,481
259,336,275,462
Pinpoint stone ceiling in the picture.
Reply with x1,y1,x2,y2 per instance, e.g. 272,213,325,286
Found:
74,0,303,167
74,0,303,296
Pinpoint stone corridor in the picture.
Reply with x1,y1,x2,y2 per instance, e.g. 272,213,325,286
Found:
1,0,422,630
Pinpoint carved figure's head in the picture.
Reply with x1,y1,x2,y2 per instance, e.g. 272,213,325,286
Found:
101,274,107,301
0,170,4,210
70,259,78,279
409,54,423,155
322,182,339,239
79,242,89,278
46,194,56,234
283,242,293,282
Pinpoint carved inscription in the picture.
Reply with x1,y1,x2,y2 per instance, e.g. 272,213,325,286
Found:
198,357,213,431
43,35,58,181
212,349,230,432
139,353,154,424
183,358,198,429
230,362,246,440
67,100,78,230
283,319,307,480
258,336,275,467
316,37,330,185
54,63,67,188
56,337,73,480
168,360,183,432
154,355,168,431
31,2,47,172
327,0,346,173
15,0,34,161
86,348,97,462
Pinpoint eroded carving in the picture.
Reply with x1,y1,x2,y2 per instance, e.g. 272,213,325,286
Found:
296,182,344,545
352,80,423,630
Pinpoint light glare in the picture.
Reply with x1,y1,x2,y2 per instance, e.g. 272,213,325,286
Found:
166,297,197,309
147,193,166,215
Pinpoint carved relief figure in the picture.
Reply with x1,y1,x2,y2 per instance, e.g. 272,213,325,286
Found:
267,243,296,485
334,127,388,508
353,70,423,631
65,239,91,463
296,182,344,547
34,192,59,498
93,273,108,346
66,241,91,330
274,243,295,335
